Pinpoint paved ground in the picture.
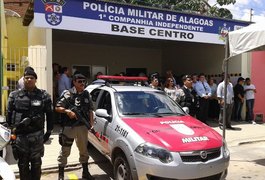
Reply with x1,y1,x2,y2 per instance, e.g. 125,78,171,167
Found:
228,141,265,180
6,120,265,179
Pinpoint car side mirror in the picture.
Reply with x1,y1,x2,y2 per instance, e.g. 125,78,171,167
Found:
95,109,111,121
182,107,189,114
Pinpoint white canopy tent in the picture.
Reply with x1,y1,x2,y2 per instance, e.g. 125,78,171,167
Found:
229,22,265,57
222,22,265,138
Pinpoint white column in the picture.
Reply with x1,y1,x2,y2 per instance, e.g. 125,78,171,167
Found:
27,21,53,96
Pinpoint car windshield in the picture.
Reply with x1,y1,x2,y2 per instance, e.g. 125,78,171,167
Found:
115,91,185,116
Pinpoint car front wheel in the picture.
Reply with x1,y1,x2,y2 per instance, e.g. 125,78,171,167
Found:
114,155,132,180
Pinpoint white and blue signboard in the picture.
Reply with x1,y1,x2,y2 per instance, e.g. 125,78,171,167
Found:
34,0,249,44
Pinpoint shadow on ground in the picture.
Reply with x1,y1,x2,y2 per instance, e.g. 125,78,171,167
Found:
88,144,114,179
254,158,265,166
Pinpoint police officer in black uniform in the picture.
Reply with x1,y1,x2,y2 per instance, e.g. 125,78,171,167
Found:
56,73,94,180
7,68,53,180
176,75,199,117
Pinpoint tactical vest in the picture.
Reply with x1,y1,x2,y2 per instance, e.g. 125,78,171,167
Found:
12,89,46,134
61,89,91,127
180,87,198,116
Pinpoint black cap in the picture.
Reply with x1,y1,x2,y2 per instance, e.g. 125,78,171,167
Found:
24,69,37,79
73,73,86,81
238,77,245,82
24,66,34,72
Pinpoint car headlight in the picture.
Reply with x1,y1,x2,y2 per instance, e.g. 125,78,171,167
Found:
223,139,230,158
135,143,173,163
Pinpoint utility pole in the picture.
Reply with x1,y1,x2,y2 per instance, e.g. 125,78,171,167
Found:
250,8,253,22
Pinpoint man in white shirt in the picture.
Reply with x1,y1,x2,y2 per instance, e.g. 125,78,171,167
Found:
194,73,211,124
217,75,235,130
244,78,257,124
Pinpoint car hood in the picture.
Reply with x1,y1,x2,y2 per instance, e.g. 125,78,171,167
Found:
122,115,222,152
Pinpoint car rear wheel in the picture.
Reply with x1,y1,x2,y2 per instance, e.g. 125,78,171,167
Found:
114,155,132,180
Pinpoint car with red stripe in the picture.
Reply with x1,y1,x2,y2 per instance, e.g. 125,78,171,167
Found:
86,76,229,180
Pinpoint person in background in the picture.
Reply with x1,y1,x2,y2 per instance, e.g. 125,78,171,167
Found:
194,73,211,124
149,76,161,90
217,74,235,130
138,72,149,86
233,77,245,121
164,77,178,102
58,67,71,96
208,77,220,121
52,63,61,99
53,71,60,102
91,71,105,85
244,78,257,124
7,68,53,180
191,73,198,88
56,73,94,180
52,63,61,75
119,72,126,76
165,70,177,87
176,75,198,117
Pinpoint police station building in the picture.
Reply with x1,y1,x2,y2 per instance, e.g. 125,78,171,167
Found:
24,0,265,119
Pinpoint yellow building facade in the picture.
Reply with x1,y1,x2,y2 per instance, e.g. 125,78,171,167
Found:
1,3,28,115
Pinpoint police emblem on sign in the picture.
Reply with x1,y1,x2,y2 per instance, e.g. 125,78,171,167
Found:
42,0,66,26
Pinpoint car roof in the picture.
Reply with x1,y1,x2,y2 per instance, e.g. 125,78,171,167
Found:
110,85,160,92
87,84,161,93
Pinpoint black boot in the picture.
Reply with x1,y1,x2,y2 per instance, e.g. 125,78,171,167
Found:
58,165,64,180
82,163,95,180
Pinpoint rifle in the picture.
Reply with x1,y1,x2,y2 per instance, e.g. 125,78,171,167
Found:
69,106,91,129
62,91,101,141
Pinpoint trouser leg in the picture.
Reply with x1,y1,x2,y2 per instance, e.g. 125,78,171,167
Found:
219,103,233,128
238,102,243,121
249,99,255,120
199,98,209,123
234,101,239,120
58,165,64,180
246,99,255,121
75,126,93,180
75,126,89,164
219,105,225,126
30,156,42,180
57,126,74,166
226,104,233,127
246,100,251,121
18,153,31,180
234,101,242,121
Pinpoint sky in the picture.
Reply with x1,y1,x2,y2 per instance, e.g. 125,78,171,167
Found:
209,0,265,22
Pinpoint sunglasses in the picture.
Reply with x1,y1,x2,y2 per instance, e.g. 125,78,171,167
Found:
76,79,86,84
24,76,36,80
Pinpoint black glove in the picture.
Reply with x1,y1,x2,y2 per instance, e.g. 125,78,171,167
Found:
43,131,51,143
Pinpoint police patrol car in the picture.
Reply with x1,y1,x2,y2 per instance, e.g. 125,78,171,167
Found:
86,75,229,180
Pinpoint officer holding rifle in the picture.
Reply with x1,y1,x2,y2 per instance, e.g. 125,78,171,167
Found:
7,67,53,180
55,73,94,180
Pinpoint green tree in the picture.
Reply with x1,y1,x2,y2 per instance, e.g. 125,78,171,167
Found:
110,0,236,19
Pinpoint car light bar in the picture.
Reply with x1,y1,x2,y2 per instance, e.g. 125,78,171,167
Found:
97,75,148,82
